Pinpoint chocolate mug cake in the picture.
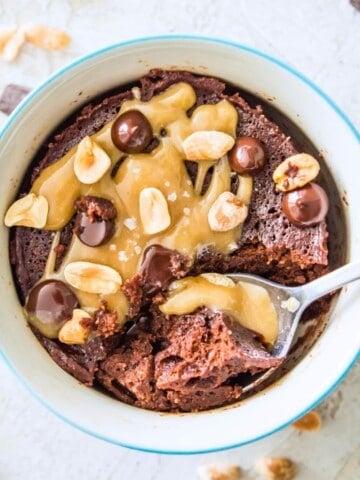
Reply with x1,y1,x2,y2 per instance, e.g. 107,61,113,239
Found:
5,69,332,411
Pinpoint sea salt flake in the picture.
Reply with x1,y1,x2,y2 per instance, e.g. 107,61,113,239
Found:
167,192,177,201
109,244,116,252
164,181,170,187
281,296,300,313
132,166,140,174
118,251,129,262
123,217,137,231
182,191,190,198
183,207,190,216
134,245,142,255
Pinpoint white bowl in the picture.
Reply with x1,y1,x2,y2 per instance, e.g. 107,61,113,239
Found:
0,36,359,454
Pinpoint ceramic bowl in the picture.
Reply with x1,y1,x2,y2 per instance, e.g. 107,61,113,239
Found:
0,36,359,454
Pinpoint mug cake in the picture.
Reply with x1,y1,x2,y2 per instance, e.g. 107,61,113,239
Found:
4,69,332,412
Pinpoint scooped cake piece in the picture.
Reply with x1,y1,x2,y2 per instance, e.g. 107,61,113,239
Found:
5,69,330,411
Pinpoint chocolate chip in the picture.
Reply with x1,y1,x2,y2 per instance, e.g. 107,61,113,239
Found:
73,196,116,247
74,212,115,247
140,245,178,291
140,244,190,295
111,110,153,153
228,136,266,175
25,280,79,338
282,182,329,228
0,84,31,115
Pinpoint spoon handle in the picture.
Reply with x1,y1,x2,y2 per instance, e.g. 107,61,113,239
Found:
300,262,360,306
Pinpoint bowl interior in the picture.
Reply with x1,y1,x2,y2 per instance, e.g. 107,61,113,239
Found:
0,36,359,453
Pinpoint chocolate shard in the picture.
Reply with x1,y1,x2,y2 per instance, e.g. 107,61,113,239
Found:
0,84,31,115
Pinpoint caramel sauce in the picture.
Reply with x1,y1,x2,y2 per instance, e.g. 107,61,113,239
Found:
160,275,278,347
30,82,252,322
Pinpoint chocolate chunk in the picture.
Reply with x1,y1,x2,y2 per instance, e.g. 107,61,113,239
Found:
140,244,189,294
350,0,360,11
228,136,266,175
25,280,79,338
74,212,115,247
0,84,31,115
122,245,190,318
111,110,153,153
282,182,329,228
74,195,116,246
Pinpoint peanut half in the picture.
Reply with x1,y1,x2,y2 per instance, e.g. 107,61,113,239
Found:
58,309,91,345
292,410,322,431
256,457,297,480
74,135,111,184
272,153,320,192
197,463,242,480
4,193,48,228
182,130,235,161
64,261,122,294
23,24,70,50
0,28,25,62
139,187,171,235
208,191,248,232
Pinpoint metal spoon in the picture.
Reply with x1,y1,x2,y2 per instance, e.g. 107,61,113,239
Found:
227,262,360,393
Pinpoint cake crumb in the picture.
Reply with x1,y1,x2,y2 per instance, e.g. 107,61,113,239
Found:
292,410,322,431
281,296,300,313
54,243,65,255
164,180,170,187
81,301,121,338
197,463,242,480
134,245,142,255
109,243,116,252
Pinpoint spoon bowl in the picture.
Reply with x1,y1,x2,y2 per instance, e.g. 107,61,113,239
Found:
228,262,360,393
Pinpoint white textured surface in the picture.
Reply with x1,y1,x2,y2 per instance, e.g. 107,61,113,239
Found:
0,0,359,479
